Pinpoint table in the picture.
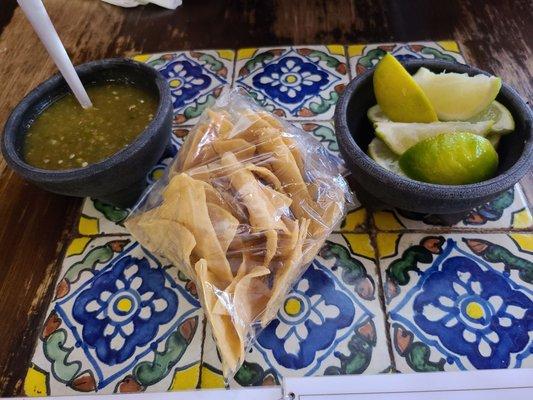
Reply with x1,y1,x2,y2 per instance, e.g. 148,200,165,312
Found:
0,0,531,395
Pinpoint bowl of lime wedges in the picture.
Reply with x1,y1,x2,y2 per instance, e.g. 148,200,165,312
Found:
335,55,531,220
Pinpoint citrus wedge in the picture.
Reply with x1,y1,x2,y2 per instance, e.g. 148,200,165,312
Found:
399,132,498,185
375,120,494,155
467,100,514,134
368,138,405,176
373,54,438,123
369,100,514,136
413,67,502,121
367,104,390,123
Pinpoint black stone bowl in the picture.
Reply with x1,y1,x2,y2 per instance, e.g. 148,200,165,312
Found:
1,58,172,207
335,59,532,218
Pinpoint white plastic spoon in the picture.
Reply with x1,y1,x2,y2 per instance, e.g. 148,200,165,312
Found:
17,0,93,109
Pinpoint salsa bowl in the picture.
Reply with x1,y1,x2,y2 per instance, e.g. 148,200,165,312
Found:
1,58,172,207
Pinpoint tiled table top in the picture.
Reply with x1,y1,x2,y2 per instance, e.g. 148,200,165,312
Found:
23,42,532,397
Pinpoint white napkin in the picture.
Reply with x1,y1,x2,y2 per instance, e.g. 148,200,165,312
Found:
101,0,182,9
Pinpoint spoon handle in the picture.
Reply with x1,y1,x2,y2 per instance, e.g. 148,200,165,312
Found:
18,0,93,109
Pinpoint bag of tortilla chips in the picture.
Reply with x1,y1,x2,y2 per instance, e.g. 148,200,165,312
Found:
126,88,351,378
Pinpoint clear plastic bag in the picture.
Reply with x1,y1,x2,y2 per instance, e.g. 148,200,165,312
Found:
125,88,351,378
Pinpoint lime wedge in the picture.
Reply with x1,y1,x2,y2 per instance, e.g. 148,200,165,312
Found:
367,104,390,123
399,132,498,185
373,54,438,123
413,67,501,121
368,138,406,176
375,120,494,155
369,100,514,135
467,101,514,134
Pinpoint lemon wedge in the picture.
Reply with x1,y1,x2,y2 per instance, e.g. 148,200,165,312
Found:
413,67,502,121
373,54,438,123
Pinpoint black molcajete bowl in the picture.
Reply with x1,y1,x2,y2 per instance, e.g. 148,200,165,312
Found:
335,59,532,222
1,58,172,207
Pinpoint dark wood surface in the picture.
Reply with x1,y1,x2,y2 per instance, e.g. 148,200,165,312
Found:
0,0,531,395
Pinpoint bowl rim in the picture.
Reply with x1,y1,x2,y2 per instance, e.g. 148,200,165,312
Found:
1,58,172,182
334,59,533,199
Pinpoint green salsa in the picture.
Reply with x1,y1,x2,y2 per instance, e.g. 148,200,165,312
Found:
23,83,158,170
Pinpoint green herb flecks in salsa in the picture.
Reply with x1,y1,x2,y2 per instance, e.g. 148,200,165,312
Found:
24,83,158,170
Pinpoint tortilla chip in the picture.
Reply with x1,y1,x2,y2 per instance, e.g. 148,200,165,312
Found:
221,152,287,233
198,181,229,210
276,217,300,258
282,136,305,176
245,164,282,191
261,218,310,326
212,253,250,316
233,116,280,144
207,202,239,254
261,184,292,211
264,229,278,267
127,217,196,278
208,109,234,138
161,174,233,284
257,111,284,130
176,123,210,171
233,266,271,334
214,266,271,359
212,262,269,318
213,139,256,161
178,111,234,171
195,259,242,376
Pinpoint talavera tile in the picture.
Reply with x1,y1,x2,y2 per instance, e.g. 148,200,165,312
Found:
27,237,203,395
234,45,349,120
380,233,532,372
133,50,235,127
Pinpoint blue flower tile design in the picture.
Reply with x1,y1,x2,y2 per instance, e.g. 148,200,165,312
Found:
253,56,331,110
135,50,234,126
31,236,203,394
256,263,359,371
161,60,212,109
382,234,533,372
71,255,180,366
235,46,349,120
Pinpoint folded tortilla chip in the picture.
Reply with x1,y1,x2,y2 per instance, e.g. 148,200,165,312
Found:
213,138,256,161
200,258,270,375
245,163,282,191
282,136,305,176
195,259,242,376
262,218,309,326
176,123,210,171
177,111,234,171
208,109,234,138
221,152,288,233
162,173,233,284
126,217,196,279
276,217,300,258
233,265,271,330
261,184,292,212
207,202,239,254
